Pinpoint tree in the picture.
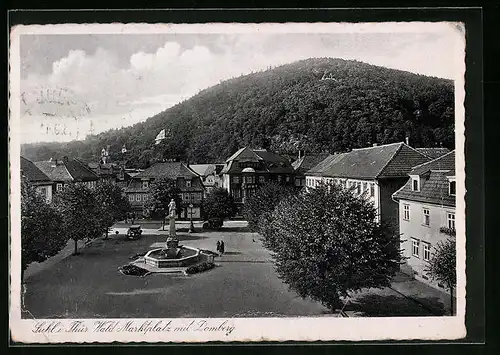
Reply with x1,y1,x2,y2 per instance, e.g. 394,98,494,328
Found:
243,181,297,232
260,182,402,311
94,181,131,239
21,180,67,281
147,177,181,230
425,238,456,315
53,182,103,255
202,187,236,228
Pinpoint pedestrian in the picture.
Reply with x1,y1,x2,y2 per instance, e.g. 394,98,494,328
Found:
220,240,225,255
216,240,221,254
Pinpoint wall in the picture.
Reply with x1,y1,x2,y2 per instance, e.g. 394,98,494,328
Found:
399,199,456,293
378,178,407,235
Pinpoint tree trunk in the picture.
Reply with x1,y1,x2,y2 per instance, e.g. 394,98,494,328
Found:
105,228,109,240
73,239,78,255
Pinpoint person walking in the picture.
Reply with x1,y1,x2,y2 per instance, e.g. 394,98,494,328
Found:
220,240,225,255
216,240,221,255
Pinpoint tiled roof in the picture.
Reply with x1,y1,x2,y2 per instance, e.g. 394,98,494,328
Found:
416,147,451,160
409,150,455,176
21,157,51,183
222,147,294,174
35,161,73,182
292,153,330,176
393,151,455,206
134,162,199,180
189,164,215,177
35,158,98,182
307,142,430,179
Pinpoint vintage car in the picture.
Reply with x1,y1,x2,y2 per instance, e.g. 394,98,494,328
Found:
126,225,143,240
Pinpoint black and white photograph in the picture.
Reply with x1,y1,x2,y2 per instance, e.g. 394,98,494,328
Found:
9,20,466,343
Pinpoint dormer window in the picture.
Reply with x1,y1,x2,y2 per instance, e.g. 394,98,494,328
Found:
410,175,420,192
142,181,149,189
186,179,192,188
449,180,456,196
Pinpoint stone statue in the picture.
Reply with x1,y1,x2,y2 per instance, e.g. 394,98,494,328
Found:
168,199,176,237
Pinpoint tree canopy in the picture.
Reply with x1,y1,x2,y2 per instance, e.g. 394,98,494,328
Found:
202,187,236,225
94,181,131,239
21,58,454,166
260,182,402,311
146,177,181,222
21,180,67,280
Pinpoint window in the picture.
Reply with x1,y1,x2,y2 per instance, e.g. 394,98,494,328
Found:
447,212,456,230
423,208,430,226
362,182,367,193
39,187,47,198
183,193,189,201
403,204,410,221
411,177,420,191
260,176,265,184
142,181,149,189
136,194,141,202
233,176,240,184
449,181,456,196
186,180,192,188
356,182,361,195
143,194,148,202
412,238,420,258
370,183,375,197
285,176,290,182
56,183,63,191
128,195,134,202
277,175,282,183
423,242,431,261
315,180,320,187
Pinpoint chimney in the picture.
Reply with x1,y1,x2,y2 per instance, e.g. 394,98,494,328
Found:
405,136,410,146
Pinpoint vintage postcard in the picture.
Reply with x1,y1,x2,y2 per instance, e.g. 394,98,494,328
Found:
9,21,466,343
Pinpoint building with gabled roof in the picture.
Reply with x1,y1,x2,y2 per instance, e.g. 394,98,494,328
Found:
291,151,330,188
305,142,431,234
35,156,98,194
21,156,53,203
392,151,456,292
221,147,295,208
124,161,205,220
189,164,224,193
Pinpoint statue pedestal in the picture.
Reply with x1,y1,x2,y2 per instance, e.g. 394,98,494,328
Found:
169,215,176,237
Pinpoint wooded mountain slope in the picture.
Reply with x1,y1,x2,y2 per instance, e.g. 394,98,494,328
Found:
21,58,454,167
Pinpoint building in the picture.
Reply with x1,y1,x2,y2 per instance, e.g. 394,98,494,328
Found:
21,156,53,203
189,164,225,194
291,150,330,188
306,142,430,234
221,147,295,207
124,161,205,220
415,147,451,160
35,156,99,194
392,150,456,292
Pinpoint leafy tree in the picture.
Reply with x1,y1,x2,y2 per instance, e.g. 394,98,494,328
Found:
202,187,236,227
53,183,103,255
21,180,67,281
425,238,456,315
94,181,131,239
146,177,181,230
243,181,297,232
260,182,402,311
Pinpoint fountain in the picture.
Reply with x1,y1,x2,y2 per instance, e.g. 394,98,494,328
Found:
124,199,214,275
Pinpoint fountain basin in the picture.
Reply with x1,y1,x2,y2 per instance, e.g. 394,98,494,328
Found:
143,246,202,268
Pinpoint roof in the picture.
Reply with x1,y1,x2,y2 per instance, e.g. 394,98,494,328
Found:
415,147,451,160
307,142,430,179
409,150,455,176
292,153,330,176
21,157,51,183
134,162,200,180
222,147,294,174
189,164,216,177
393,151,456,207
35,157,98,182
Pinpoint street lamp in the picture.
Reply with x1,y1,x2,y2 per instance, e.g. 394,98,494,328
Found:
188,203,195,233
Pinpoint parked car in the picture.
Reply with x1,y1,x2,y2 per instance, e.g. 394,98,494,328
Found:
126,225,143,240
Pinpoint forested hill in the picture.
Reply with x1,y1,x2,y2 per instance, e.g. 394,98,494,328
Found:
21,58,455,167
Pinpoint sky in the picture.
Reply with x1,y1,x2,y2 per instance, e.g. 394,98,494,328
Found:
15,23,465,143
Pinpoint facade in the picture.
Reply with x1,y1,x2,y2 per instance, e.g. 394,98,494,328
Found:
21,156,54,203
34,156,99,194
392,151,456,292
291,151,330,188
189,164,224,195
124,161,205,220
88,146,131,187
221,147,295,207
306,142,430,234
